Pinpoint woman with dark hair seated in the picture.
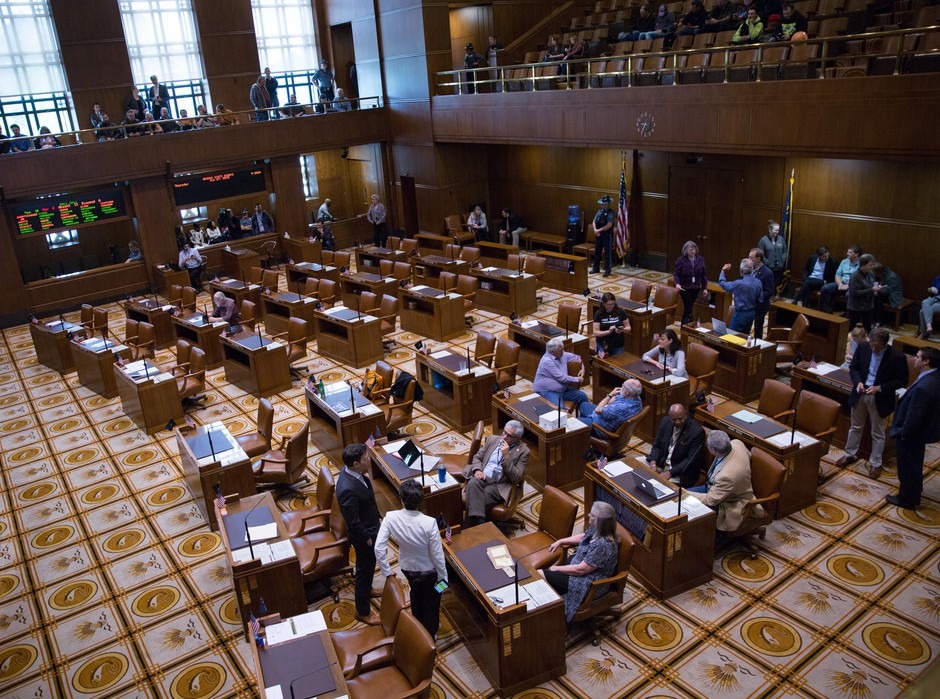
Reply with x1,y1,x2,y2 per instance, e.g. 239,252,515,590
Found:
641,328,688,377
544,501,620,622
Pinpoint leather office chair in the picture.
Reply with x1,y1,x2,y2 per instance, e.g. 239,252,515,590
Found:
290,493,352,602
93,307,110,339
460,246,480,264
167,284,183,307
686,343,719,398
128,321,155,361
438,271,457,292
344,611,437,699
474,331,497,367
507,485,579,570
572,226,595,261
176,346,207,410
367,360,395,407
253,421,311,490
399,239,417,255
443,243,460,261
487,477,525,533
275,317,308,380
439,420,484,480
170,339,193,378
455,274,478,326
262,269,279,292
507,253,525,274
381,376,416,437
79,304,95,336
654,283,680,325
181,286,198,313
568,524,636,645
259,239,278,269
630,280,652,303
590,405,650,458
444,214,471,241
124,318,139,346
493,337,521,390
321,251,334,265
332,575,407,677
794,390,840,454
303,277,319,298
334,251,352,269
393,261,412,281
317,279,337,307
235,397,274,459
248,266,264,285
386,236,400,251
280,465,336,536
379,259,394,277
757,379,796,424
525,255,546,286
767,313,809,364
239,299,257,330
725,447,784,558
562,358,586,414
358,291,379,316
557,302,582,334
374,295,399,336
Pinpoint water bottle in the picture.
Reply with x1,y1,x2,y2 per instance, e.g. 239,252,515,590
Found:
438,462,446,483
319,377,326,396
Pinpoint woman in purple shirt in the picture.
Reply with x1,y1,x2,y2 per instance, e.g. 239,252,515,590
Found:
674,240,708,325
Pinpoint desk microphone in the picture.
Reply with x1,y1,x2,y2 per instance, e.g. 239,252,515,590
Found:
420,452,425,487
677,485,683,517
466,345,472,369
646,285,653,311
564,316,569,340
101,328,110,350
58,312,69,333
356,294,361,321
207,426,217,461
662,356,668,383
243,496,265,560
790,401,798,445
349,383,356,415
143,360,151,380
153,292,159,308
557,396,563,425
294,278,301,302
203,304,210,324
257,323,263,346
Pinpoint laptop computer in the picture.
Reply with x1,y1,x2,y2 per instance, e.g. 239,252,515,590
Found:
710,317,728,336
632,471,672,501
398,439,441,471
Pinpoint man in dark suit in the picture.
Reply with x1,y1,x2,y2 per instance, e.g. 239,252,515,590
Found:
462,420,529,528
251,204,274,235
793,246,837,308
647,403,707,488
336,443,382,625
888,347,940,510
835,327,910,480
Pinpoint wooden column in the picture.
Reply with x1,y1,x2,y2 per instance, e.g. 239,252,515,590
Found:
191,0,261,114
268,157,310,238
130,177,179,290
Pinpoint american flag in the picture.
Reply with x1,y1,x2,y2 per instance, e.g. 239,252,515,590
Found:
215,488,226,510
597,454,608,470
249,612,260,637
615,157,630,258
809,356,817,369
706,397,716,413
365,433,375,449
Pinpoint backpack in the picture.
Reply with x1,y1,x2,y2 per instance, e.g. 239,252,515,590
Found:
362,368,383,400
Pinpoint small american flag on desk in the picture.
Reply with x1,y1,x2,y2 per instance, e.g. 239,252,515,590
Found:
249,612,260,637
365,433,375,449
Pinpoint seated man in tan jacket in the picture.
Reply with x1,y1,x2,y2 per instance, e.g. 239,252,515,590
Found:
688,429,763,531
462,420,529,528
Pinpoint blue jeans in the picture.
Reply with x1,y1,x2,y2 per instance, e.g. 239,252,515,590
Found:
688,485,707,493
730,309,754,334
539,388,591,415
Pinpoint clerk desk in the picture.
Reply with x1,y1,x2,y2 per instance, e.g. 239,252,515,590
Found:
587,295,668,357
414,347,494,432
400,285,466,341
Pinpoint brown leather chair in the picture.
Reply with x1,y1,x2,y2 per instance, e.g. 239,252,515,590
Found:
259,239,278,269
80,304,95,335
262,269,279,292
443,243,460,261
493,337,521,390
381,376,416,436
630,280,652,303
438,271,457,292
321,250,334,265
180,286,197,313
474,331,497,366
557,302,582,334
344,611,436,698
590,405,650,458
128,321,155,361
907,354,918,386
334,251,352,269
525,255,546,286
379,259,394,277
317,279,338,307
291,493,352,602
767,313,809,364
392,261,412,281
167,284,183,308
654,283,680,325
794,390,840,454
568,524,636,645
240,299,257,330
170,339,193,378
333,575,408,677
725,447,784,558
303,277,319,298
369,360,395,406
93,307,110,339
386,236,400,251
253,421,310,489
487,478,525,533
444,214,474,243
460,246,480,264
236,397,274,459
374,295,399,336
507,253,524,274
280,465,336,537
507,485,579,569
248,266,264,284
399,238,417,255
176,346,206,410
686,343,719,398
273,317,308,379
358,291,379,315
757,379,796,424
456,274,478,326
124,318,139,346
562,358,586,414
439,420,484,480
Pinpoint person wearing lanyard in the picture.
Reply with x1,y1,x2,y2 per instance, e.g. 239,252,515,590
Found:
462,421,528,528
688,430,762,532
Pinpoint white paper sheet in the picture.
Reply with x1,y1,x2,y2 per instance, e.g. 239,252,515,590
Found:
808,362,841,375
264,685,283,699
269,540,295,561
426,472,459,491
730,410,762,424
292,610,327,637
566,417,588,432
471,366,493,376
602,460,633,477
264,620,297,646
517,393,540,402
521,320,539,328
385,439,408,454
247,523,278,541
430,350,451,359
411,285,428,292
767,430,819,448
522,578,561,610
359,403,381,416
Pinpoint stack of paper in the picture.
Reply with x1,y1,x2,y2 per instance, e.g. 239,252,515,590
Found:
486,544,513,570
809,362,840,375
601,460,633,477
730,410,762,424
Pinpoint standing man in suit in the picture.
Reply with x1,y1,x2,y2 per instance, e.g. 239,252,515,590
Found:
689,430,762,532
749,247,776,339
888,347,940,510
462,420,529,528
835,326,909,480
793,246,836,308
336,443,382,625
647,403,707,488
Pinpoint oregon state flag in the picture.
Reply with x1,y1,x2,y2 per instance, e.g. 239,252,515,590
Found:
779,169,795,295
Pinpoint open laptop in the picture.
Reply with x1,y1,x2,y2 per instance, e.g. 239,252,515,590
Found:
632,471,672,501
710,317,728,336
398,439,441,472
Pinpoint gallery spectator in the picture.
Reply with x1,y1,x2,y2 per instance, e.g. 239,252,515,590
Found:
124,86,146,120
702,0,738,33
9,124,32,152
0,131,7,155
194,105,216,129
263,67,279,117
543,35,565,61
312,60,336,102
126,240,143,262
846,254,879,332
732,7,764,44
121,109,147,138
157,107,178,133
177,109,195,131
212,104,239,126
279,93,305,118
96,113,119,141
759,14,784,42
35,126,61,149
333,88,352,112
620,4,656,41
175,225,188,251
793,246,836,307
820,244,862,312
148,75,170,116
190,222,207,247
498,208,527,247
251,204,274,235
871,263,904,314
142,111,162,135
178,242,204,288
780,2,808,40
463,43,485,94
487,35,504,52
916,273,940,340
249,75,272,122
317,199,334,223
676,0,709,35
639,3,676,40
314,95,333,114
239,210,253,236
205,220,224,243
90,102,105,129
467,204,490,242
222,208,240,240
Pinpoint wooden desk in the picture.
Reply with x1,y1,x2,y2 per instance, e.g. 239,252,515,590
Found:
693,281,733,325
152,264,190,294
769,300,849,365
696,398,824,517
473,267,538,317
251,612,347,699
340,271,401,308
219,330,291,397
681,324,777,403
368,438,464,527
29,319,78,373
176,423,254,531
584,457,716,599
114,360,183,434
508,320,591,380
124,298,177,349
587,295,669,357
312,306,383,369
282,235,322,264
172,313,227,369
71,336,132,398
477,241,519,268
521,229,566,253
400,285,466,341
355,245,408,273
285,261,341,288
539,250,588,293
492,391,591,491
217,493,307,638
208,278,262,311
306,383,386,467
592,352,690,442
222,248,260,280
892,334,940,356
261,291,319,340
415,232,453,256
411,253,467,285
442,522,566,696
414,347,494,431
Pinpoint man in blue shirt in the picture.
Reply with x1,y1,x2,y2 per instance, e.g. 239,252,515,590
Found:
719,258,764,334
820,244,861,313
532,337,591,415
579,379,643,437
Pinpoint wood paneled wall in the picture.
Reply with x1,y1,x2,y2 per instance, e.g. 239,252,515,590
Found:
449,5,494,69
192,0,261,113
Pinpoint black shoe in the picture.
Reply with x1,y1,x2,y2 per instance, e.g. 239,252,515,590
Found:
603,272,611,278
886,494,918,510
591,269,600,275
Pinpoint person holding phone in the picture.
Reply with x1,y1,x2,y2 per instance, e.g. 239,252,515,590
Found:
374,479,448,639
593,292,631,356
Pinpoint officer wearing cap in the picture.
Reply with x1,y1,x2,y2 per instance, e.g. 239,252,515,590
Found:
464,43,485,94
592,195,617,278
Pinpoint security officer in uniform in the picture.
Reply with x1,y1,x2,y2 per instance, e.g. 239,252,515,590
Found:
592,194,617,278
464,43,485,94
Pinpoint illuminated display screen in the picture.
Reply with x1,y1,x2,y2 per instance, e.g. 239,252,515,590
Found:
12,189,128,235
172,168,266,206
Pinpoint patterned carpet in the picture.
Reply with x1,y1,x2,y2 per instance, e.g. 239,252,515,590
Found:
0,261,937,699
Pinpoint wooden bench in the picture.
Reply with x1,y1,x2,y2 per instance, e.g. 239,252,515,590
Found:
881,298,915,330
521,230,566,253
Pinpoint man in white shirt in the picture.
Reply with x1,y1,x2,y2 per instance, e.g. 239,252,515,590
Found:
374,479,447,638
178,242,204,288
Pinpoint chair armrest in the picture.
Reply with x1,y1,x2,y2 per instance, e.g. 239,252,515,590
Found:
371,387,391,400
740,492,779,520
271,331,289,340
766,327,792,341
344,636,395,679
299,536,349,574
476,351,495,365
498,361,519,373
591,421,618,439
814,426,837,441
257,453,288,471
772,409,795,422
578,570,627,608
299,509,330,532
775,340,801,350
